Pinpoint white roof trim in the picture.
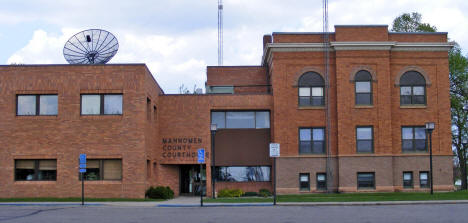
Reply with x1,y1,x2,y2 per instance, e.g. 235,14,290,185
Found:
262,42,454,65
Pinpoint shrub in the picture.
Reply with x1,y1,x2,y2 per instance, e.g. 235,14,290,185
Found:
217,188,244,197
243,192,258,197
259,188,271,197
145,186,174,199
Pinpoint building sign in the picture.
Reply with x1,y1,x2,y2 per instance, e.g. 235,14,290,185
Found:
269,143,280,157
162,137,208,160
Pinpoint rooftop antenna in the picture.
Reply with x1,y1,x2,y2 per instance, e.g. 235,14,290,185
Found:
323,0,334,193
63,29,119,64
218,0,223,66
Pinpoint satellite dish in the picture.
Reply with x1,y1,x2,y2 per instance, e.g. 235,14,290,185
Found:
63,29,119,64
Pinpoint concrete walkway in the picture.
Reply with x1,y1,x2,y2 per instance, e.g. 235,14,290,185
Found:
2,198,468,207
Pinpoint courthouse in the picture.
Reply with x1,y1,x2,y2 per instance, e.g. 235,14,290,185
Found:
0,25,454,198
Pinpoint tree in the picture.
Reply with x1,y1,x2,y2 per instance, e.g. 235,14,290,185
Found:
391,12,468,189
449,43,468,190
391,12,437,32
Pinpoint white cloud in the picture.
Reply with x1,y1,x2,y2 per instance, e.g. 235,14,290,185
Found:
4,0,468,93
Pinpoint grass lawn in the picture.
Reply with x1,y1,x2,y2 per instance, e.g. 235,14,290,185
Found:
204,190,468,203
0,197,164,202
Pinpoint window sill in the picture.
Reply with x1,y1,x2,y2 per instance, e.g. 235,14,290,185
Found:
298,154,327,157
298,106,325,110
16,115,58,119
80,115,123,120
14,181,56,184
400,105,427,109
82,180,122,184
354,105,373,109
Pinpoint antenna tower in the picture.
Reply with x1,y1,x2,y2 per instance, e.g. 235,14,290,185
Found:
218,0,223,65
323,0,334,193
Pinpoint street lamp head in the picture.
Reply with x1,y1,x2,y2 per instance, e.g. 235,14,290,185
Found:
425,122,435,132
210,124,217,132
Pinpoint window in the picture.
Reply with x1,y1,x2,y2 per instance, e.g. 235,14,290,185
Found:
298,72,325,106
299,128,325,154
81,94,122,115
299,173,310,191
210,111,270,129
402,126,426,152
354,70,372,105
215,166,270,182
400,71,426,105
15,159,57,181
316,173,327,190
419,171,429,188
403,172,413,188
17,95,58,116
356,126,373,153
207,86,234,94
81,159,122,181
357,172,375,189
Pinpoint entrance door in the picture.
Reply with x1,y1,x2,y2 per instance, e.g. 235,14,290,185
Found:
180,165,206,196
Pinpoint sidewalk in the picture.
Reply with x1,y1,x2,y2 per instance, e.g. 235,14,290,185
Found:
2,197,468,207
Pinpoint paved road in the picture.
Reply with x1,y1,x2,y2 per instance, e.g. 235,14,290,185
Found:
0,204,467,223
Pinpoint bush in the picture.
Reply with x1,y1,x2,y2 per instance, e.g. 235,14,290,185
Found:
259,188,271,197
218,189,244,198
145,186,174,199
243,192,258,197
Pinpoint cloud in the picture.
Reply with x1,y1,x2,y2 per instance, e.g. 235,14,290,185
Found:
4,0,468,93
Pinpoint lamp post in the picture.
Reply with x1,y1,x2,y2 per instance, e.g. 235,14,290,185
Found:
210,124,217,199
425,122,435,195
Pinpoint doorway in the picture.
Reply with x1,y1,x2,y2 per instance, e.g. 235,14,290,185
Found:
180,165,206,196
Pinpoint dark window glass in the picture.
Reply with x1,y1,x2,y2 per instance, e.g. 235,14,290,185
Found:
402,127,426,152
81,94,123,115
316,173,327,190
15,160,57,181
17,95,58,116
400,71,426,105
403,172,413,188
420,171,429,188
298,72,325,106
299,173,310,191
81,159,122,181
357,172,375,189
354,70,372,105
215,166,270,182
356,127,373,153
299,128,325,154
210,111,270,129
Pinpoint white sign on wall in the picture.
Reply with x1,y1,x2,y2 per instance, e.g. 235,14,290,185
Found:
269,143,280,157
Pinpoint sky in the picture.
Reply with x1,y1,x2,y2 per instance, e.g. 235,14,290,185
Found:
1,0,467,93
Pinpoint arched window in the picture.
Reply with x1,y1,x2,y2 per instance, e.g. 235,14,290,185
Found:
298,72,325,106
354,70,372,105
400,71,426,105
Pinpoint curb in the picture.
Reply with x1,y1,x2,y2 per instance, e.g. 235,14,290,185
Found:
0,203,104,207
158,203,273,207
277,200,468,206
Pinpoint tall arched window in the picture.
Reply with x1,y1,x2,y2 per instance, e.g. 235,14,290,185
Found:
298,72,325,106
400,71,426,105
354,70,372,105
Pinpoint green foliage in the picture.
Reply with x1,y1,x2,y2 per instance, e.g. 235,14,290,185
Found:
145,186,174,199
218,189,244,197
259,188,272,197
391,12,436,32
243,192,258,197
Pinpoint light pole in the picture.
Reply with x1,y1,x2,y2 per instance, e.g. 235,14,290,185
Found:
210,124,217,199
425,122,435,195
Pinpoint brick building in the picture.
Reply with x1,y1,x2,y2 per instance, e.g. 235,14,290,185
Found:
0,25,454,198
